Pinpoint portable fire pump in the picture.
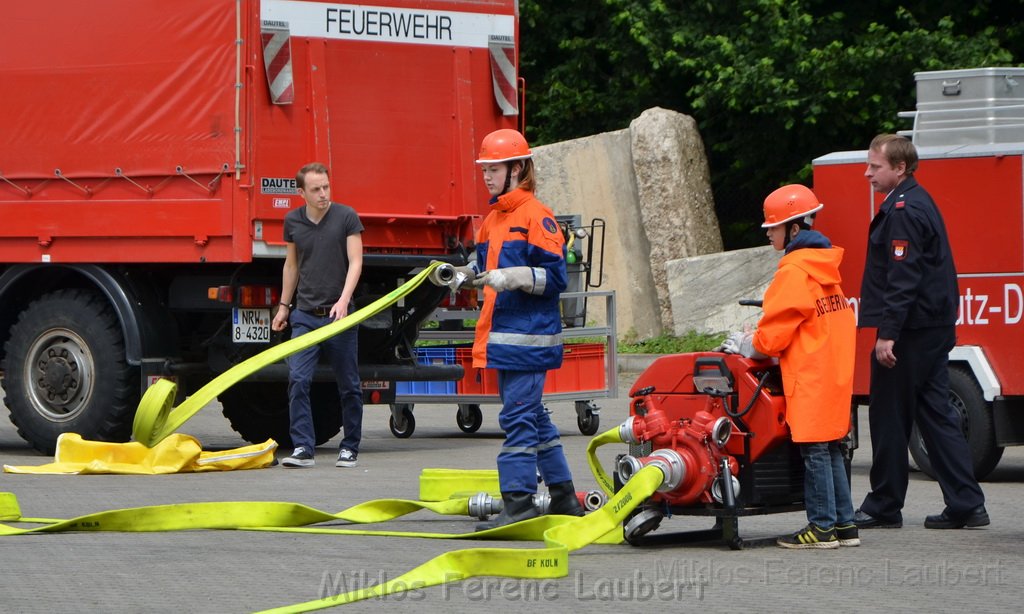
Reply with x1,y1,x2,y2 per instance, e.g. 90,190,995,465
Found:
614,350,813,550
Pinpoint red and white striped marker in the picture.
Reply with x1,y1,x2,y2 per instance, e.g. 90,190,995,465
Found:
488,35,518,116
261,21,294,105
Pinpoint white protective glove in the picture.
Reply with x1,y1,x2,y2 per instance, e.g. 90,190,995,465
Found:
720,331,746,354
471,266,535,293
450,265,478,290
721,331,768,359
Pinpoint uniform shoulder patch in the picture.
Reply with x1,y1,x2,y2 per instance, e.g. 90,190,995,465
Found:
892,239,909,260
542,217,559,234
895,200,905,209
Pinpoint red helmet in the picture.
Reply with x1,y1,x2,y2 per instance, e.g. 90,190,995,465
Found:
762,184,824,228
476,129,532,164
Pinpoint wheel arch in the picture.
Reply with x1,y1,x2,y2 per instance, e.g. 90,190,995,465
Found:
909,352,1004,480
948,345,1000,402
0,264,171,367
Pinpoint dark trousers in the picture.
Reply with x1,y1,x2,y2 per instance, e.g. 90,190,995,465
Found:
860,326,984,519
495,370,573,493
286,309,363,454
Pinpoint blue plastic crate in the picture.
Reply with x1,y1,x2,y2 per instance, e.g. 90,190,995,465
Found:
396,347,456,395
414,347,456,364
396,380,456,394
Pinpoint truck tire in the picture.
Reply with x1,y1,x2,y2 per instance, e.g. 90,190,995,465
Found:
909,366,1003,481
1,289,137,454
220,382,341,447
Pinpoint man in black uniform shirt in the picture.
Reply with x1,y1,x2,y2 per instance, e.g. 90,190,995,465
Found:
853,134,988,530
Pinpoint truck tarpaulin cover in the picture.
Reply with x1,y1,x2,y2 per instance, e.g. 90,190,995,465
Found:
0,0,235,179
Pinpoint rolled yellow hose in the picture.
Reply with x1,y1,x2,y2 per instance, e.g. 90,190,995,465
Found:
133,262,446,446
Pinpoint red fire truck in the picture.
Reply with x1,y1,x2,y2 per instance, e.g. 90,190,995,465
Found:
813,67,1024,478
0,0,524,453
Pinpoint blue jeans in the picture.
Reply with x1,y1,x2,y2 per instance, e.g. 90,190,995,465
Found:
801,441,854,529
286,309,363,454
496,370,573,493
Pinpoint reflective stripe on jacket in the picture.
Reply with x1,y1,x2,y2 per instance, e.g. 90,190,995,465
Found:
473,188,567,370
753,243,856,442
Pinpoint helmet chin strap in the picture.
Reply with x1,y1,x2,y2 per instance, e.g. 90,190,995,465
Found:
500,161,515,195
783,223,798,249
782,217,812,249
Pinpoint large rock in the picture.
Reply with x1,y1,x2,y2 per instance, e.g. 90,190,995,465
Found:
533,130,662,340
630,108,723,331
667,246,780,335
533,108,721,340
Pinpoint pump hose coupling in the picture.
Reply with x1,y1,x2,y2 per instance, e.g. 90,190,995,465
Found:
427,263,456,288
467,492,503,520
468,490,605,520
533,492,551,515
617,449,686,493
533,491,605,515
583,490,608,512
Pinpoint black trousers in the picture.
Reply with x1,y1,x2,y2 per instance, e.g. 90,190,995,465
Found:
859,326,984,519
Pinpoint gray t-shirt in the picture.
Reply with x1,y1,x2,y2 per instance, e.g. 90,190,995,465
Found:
283,203,364,312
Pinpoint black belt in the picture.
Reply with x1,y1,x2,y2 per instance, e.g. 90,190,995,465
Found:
302,305,334,317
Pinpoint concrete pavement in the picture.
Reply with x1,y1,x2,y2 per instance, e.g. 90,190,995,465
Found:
1,371,1022,613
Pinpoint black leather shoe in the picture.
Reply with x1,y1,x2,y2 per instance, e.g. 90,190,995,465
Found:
853,508,902,529
924,505,990,529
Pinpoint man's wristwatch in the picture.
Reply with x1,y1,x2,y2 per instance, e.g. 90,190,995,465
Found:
279,302,293,310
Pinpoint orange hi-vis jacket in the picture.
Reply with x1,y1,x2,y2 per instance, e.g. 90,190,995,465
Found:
752,238,856,443
472,188,567,370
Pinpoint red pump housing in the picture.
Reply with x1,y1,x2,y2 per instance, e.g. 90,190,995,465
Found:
616,351,806,548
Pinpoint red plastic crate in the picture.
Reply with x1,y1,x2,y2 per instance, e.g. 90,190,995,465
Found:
456,343,606,395
545,343,606,393
455,346,496,395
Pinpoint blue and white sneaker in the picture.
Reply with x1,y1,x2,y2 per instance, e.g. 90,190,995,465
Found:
335,448,358,468
281,447,314,468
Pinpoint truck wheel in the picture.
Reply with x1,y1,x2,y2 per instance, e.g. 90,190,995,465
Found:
908,367,1003,481
1,289,137,454
220,382,341,447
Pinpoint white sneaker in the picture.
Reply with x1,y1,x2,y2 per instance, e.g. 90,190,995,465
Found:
335,448,358,468
281,447,314,468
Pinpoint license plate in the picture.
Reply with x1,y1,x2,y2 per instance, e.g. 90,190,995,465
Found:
232,308,271,343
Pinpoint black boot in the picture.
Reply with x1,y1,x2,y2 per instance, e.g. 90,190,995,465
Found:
547,481,585,516
475,492,539,531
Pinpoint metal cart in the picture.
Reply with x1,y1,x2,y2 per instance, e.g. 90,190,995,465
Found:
388,289,617,438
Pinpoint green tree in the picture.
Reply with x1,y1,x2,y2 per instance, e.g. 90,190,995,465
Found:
520,0,1019,248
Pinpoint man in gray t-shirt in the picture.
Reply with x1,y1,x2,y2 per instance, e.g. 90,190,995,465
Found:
272,162,364,469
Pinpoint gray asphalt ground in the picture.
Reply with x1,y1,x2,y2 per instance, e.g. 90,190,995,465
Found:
2,370,1022,613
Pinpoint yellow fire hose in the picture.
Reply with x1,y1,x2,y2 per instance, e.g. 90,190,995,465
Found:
0,462,662,612
3,257,655,610
133,261,450,447
419,467,501,499
586,425,626,496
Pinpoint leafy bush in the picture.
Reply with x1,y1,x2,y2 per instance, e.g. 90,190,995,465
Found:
520,0,1019,249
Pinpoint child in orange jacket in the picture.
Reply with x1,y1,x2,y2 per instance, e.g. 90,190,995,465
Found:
724,184,857,549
